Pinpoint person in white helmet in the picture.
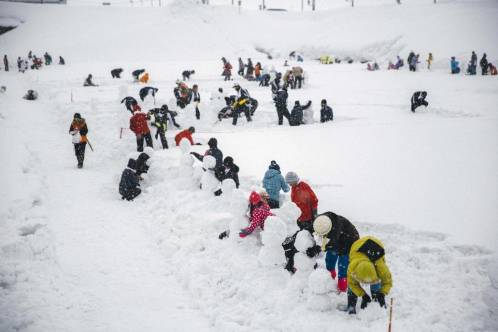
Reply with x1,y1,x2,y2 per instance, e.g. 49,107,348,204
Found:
312,212,360,292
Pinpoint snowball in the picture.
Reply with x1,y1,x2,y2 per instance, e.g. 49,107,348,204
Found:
201,171,219,192
274,201,301,224
203,155,216,169
258,245,286,267
221,179,236,195
307,294,333,311
179,139,191,153
261,216,287,246
294,230,315,253
293,252,315,272
192,165,204,181
180,153,194,167
308,269,334,295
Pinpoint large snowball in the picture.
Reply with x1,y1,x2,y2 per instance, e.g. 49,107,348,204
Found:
221,179,236,195
261,216,287,246
203,155,216,169
258,246,286,267
201,171,219,192
308,269,334,295
294,252,315,272
294,230,315,253
192,165,204,181
274,201,301,224
180,153,194,167
307,294,333,311
179,139,191,153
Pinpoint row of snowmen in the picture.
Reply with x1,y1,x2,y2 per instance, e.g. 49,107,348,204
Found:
177,138,338,311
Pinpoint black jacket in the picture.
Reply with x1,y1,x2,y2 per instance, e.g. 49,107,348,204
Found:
221,163,240,188
274,89,288,109
119,167,140,194
320,105,333,123
290,101,311,126
321,211,359,256
480,55,488,68
139,87,158,101
111,68,123,77
136,153,150,176
411,91,426,106
132,69,145,78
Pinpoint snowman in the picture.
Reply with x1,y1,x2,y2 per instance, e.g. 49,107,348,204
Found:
258,215,288,267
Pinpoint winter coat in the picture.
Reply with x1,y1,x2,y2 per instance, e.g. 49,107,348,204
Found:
139,73,149,83
319,212,359,255
242,202,273,234
291,181,318,222
347,236,392,297
136,153,150,176
119,167,140,194
450,59,460,73
262,169,289,202
69,119,88,143
129,112,150,136
271,79,281,97
192,90,200,103
480,55,488,69
290,101,311,126
246,60,254,76
274,89,288,108
320,105,333,122
292,66,303,78
139,87,158,101
132,69,145,79
221,163,240,188
121,96,138,110
471,52,477,66
175,129,194,146
205,147,223,171
149,109,168,132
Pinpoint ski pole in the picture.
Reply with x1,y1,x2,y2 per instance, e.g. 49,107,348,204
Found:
388,298,394,332
87,139,94,152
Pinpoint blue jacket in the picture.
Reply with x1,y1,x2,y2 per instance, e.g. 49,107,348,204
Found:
262,169,289,202
451,59,459,71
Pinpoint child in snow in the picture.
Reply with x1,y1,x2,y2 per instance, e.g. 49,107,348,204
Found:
148,107,169,149
3,55,9,71
192,84,201,120
219,156,240,189
132,69,145,81
139,86,158,102
119,159,142,201
175,127,198,146
489,63,497,76
411,91,428,113
182,70,195,81
239,191,273,238
468,51,478,75
23,89,38,100
310,212,360,292
262,160,289,209
285,171,318,232
191,138,224,180
59,56,65,65
121,96,140,114
289,100,312,126
68,113,88,169
111,68,123,78
83,74,97,87
345,236,392,315
129,108,153,152
480,53,488,75
139,72,150,84
320,99,333,123
427,53,433,70
450,57,460,74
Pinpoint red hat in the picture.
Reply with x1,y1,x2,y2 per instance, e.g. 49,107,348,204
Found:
249,191,261,205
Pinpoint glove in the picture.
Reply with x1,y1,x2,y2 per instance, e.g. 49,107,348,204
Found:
195,143,202,145
306,245,321,258
360,294,371,310
239,229,250,238
329,269,337,279
372,292,386,308
218,230,229,240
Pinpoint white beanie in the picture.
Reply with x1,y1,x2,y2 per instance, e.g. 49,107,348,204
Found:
285,171,300,184
313,215,332,236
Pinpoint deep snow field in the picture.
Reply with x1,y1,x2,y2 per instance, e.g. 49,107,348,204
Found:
1,1,498,331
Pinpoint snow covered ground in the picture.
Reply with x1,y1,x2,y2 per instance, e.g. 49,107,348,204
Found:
1,0,497,331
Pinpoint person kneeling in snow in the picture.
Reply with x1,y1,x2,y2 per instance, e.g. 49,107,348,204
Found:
450,57,460,74
411,91,428,113
83,74,97,87
175,126,199,146
23,89,38,100
320,99,333,123
219,156,240,189
111,68,123,78
345,236,392,315
310,212,360,292
119,159,142,201
239,191,273,238
289,100,312,126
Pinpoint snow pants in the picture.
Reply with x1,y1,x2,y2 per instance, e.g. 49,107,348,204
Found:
325,250,349,279
276,106,291,125
155,128,168,149
232,107,252,126
268,198,280,209
120,187,141,201
73,142,86,168
136,133,153,152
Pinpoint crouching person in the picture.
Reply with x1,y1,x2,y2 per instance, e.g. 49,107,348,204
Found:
311,212,360,292
345,236,392,314
239,191,273,238
119,159,141,201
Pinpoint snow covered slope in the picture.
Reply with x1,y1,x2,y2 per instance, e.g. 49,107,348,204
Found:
1,0,497,331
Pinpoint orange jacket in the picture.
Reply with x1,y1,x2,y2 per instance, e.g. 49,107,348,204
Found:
291,181,318,222
139,73,149,83
69,119,88,143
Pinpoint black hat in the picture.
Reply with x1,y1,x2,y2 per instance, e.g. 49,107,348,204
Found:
321,99,327,105
294,100,300,106
127,158,137,170
223,156,233,166
74,113,81,119
269,160,280,171
208,137,217,148
188,126,195,133
161,104,169,111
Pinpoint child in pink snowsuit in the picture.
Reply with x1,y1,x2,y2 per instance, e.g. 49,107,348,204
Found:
239,191,273,238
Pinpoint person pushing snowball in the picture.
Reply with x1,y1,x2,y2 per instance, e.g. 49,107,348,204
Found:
239,191,273,238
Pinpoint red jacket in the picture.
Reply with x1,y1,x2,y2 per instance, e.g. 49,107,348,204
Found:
243,203,273,234
291,181,318,222
129,112,150,136
175,129,194,146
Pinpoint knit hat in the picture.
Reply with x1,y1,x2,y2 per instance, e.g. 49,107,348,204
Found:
74,113,81,119
249,191,261,205
223,156,234,166
208,137,217,148
269,160,280,171
127,158,137,170
313,215,332,236
353,261,378,284
285,171,300,185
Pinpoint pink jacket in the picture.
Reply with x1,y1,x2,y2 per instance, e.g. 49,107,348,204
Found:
243,203,273,235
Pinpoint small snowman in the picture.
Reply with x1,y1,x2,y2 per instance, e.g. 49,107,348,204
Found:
258,215,288,267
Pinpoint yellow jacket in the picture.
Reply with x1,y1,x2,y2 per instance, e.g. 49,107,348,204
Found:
347,236,392,297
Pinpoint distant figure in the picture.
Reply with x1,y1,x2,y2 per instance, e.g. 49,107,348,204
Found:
450,57,460,74
139,86,158,102
480,53,488,75
68,113,88,168
83,74,97,87
121,96,140,114
182,70,195,81
139,72,149,84
132,69,145,81
111,68,123,78
3,55,9,71
289,100,312,126
59,56,65,65
320,99,333,123
427,53,433,70
411,91,428,113
175,127,197,146
23,89,38,100
119,159,142,201
44,52,52,65
467,51,477,75
489,63,497,76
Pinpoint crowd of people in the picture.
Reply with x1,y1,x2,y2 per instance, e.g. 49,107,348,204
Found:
2,51,65,74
